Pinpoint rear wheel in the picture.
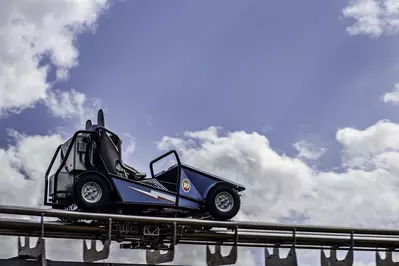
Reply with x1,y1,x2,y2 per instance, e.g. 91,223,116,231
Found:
73,172,110,211
206,184,241,221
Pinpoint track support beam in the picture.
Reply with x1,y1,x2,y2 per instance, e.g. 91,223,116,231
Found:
321,248,354,266
83,218,112,262
18,236,46,263
377,250,399,266
146,246,175,264
206,244,237,266
17,214,46,265
265,246,298,266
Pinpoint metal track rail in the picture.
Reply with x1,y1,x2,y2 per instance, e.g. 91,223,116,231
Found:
0,205,399,266
0,205,398,236
0,218,398,250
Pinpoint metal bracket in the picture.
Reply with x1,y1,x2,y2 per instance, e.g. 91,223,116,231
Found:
376,249,399,266
206,227,239,266
18,236,46,260
143,225,161,245
321,248,354,266
265,245,298,266
17,214,46,265
83,218,112,262
144,225,160,236
145,222,176,264
146,245,175,265
321,231,354,266
206,244,238,266
264,228,298,266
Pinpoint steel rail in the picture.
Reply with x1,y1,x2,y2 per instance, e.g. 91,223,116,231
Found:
1,205,399,237
1,217,399,251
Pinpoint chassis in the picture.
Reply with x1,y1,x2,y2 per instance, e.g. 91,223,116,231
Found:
44,110,245,221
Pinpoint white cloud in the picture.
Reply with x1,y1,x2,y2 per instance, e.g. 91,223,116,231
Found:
157,127,316,222
342,0,399,37
0,129,64,207
3,116,399,265
293,140,326,161
337,119,399,170
157,123,399,226
121,133,136,157
0,0,109,117
155,121,399,264
382,83,399,104
44,88,101,126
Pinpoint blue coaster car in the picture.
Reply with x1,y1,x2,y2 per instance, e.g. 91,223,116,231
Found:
44,110,245,221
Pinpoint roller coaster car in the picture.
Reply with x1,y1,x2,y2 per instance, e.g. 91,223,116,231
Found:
44,110,245,221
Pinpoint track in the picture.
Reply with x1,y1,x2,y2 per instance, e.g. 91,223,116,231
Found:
0,205,398,266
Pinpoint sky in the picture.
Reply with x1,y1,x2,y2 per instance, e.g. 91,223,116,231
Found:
4,0,399,265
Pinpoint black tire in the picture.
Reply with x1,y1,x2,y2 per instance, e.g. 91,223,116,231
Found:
73,172,110,211
206,184,241,221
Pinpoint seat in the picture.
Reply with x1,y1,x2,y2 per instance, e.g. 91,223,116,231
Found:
95,129,167,190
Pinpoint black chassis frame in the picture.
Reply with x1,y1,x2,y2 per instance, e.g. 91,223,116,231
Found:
43,126,227,217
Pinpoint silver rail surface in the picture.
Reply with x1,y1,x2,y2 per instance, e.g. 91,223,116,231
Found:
0,205,398,236
1,205,399,266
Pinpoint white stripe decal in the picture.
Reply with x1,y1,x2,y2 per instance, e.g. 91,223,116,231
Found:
128,186,176,203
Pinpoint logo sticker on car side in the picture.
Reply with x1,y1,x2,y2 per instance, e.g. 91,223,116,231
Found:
182,179,191,192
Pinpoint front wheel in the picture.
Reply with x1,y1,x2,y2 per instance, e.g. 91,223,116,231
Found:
73,172,110,211
206,184,241,221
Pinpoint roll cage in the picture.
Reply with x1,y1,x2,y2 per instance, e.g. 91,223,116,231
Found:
43,126,183,207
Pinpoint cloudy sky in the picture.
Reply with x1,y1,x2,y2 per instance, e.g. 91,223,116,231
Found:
3,0,399,265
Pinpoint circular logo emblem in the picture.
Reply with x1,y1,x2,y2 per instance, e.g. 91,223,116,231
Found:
182,179,191,192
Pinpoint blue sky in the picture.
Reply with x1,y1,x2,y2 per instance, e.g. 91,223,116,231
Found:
3,0,399,172
101,0,399,172
4,0,399,265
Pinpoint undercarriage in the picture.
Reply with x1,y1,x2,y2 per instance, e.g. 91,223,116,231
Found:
56,202,213,220
53,203,214,251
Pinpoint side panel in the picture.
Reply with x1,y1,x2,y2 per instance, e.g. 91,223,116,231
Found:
182,163,245,190
112,178,176,206
49,172,74,195
181,167,218,198
179,169,203,201
61,135,88,172
178,197,201,209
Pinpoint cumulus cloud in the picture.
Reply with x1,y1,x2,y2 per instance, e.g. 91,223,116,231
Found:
157,128,317,222
44,88,102,126
337,119,399,169
121,133,136,157
0,129,65,259
382,83,399,104
157,123,399,226
0,129,64,207
155,121,399,264
342,0,399,37
0,0,109,117
293,140,327,161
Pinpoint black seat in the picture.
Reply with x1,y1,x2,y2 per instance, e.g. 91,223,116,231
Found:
95,129,167,190
96,129,123,176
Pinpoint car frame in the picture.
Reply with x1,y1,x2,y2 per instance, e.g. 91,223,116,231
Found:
44,110,246,221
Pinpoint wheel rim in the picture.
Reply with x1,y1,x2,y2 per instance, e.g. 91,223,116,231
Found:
81,181,102,204
215,191,234,212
